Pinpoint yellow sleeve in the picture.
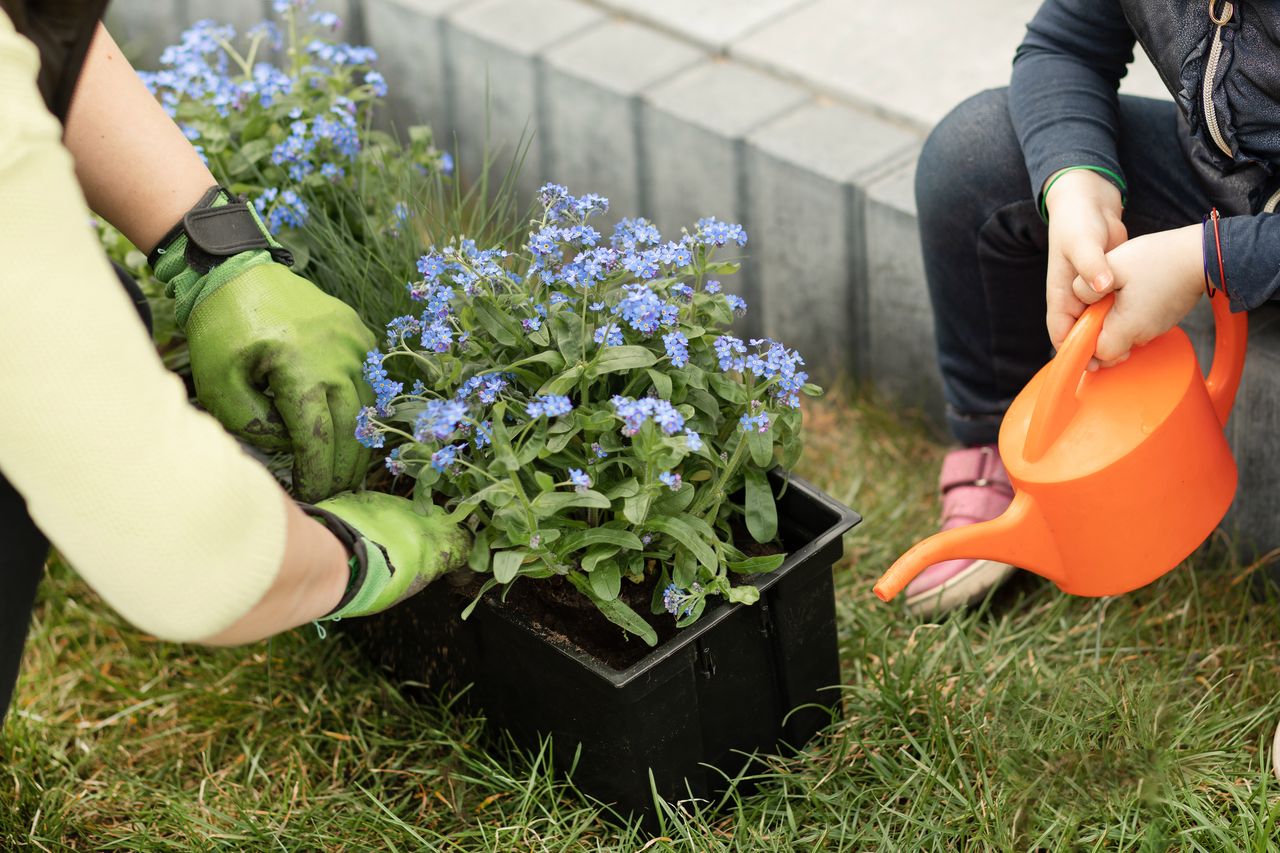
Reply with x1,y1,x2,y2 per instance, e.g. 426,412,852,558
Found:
0,13,286,642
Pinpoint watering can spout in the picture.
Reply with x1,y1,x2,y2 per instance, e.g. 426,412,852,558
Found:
873,492,1064,602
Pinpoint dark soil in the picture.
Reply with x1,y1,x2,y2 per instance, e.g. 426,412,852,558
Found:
451,519,786,672
449,572,676,670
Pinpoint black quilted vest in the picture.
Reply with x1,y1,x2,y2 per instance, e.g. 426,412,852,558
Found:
1123,0,1280,214
1,0,108,123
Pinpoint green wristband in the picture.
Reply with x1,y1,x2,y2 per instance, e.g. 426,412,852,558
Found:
1038,165,1128,224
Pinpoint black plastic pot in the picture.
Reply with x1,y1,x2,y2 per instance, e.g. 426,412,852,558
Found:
342,472,859,823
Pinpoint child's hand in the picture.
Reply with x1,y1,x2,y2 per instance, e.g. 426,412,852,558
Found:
1044,169,1128,350
1069,224,1204,370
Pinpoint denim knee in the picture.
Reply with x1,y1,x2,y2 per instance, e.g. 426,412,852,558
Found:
915,88,1027,230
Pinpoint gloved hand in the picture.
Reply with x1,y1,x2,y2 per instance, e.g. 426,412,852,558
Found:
150,187,376,501
305,491,470,621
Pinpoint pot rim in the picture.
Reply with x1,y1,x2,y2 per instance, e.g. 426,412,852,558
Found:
477,469,860,689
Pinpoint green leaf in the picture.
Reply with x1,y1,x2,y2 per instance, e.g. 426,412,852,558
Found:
779,432,804,469
747,426,774,467
534,471,555,493
505,350,566,373
568,574,658,646
650,567,672,615
587,346,657,378
530,489,611,517
726,585,760,605
581,545,620,573
558,528,645,553
238,137,274,166
488,408,519,472
704,261,742,275
745,467,778,543
673,547,697,588
460,578,500,620
684,387,722,420
646,369,672,400
648,515,718,572
802,382,824,398
473,298,520,346
537,364,584,396
412,474,436,515
528,324,551,347
551,312,586,363
468,528,492,573
728,553,786,574
589,561,622,601
653,482,695,515
675,597,708,628
544,423,581,454
623,491,653,525
605,478,640,500
240,113,272,141
445,480,514,522
706,372,748,404
516,419,548,467
492,550,527,583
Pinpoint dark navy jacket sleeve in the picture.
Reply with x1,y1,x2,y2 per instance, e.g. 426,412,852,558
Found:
1009,0,1137,203
1209,215,1280,311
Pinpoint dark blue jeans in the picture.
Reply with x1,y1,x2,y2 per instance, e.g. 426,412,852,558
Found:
0,263,151,724
916,88,1218,446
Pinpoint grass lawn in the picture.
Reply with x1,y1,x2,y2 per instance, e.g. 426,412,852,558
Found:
4,390,1280,851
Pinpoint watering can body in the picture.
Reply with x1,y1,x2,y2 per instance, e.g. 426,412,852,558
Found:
875,290,1248,602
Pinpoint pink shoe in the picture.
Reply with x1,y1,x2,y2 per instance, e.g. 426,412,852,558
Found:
904,444,1017,616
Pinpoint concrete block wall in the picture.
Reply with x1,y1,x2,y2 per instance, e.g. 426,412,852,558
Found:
103,0,1280,557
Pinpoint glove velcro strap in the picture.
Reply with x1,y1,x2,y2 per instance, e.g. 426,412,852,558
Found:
299,503,397,620
149,186,297,329
183,202,293,272
147,186,294,273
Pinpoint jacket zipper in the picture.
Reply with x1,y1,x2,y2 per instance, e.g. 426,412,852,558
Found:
1203,0,1235,158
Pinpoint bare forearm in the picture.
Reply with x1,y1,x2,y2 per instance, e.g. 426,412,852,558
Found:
201,495,350,646
64,24,214,253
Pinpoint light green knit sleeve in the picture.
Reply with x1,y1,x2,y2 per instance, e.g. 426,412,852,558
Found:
0,13,286,642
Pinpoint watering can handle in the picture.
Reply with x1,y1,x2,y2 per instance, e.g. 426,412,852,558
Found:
1024,289,1248,463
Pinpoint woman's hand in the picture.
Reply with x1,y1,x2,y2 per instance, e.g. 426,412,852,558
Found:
1044,169,1128,350
1069,224,1205,369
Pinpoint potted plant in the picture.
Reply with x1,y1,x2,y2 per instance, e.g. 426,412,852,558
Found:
122,6,860,820
341,184,860,821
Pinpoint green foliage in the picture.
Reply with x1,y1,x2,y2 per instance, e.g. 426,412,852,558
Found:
358,191,814,643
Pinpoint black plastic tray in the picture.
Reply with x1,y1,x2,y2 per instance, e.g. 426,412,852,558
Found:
343,471,860,823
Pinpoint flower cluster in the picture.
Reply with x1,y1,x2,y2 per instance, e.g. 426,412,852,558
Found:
135,1,450,240
355,185,817,645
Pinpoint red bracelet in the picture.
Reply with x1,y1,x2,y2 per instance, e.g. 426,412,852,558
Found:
1209,207,1228,299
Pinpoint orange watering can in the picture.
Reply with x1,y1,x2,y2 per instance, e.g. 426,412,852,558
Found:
875,289,1248,602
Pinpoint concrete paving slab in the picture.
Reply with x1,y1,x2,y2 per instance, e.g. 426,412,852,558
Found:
864,156,945,420
745,102,920,379
446,0,604,197
365,0,470,138
642,59,808,235
542,19,704,222
590,0,811,50
731,0,1170,129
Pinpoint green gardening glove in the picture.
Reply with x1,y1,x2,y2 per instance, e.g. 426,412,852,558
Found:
150,187,376,501
304,492,470,621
